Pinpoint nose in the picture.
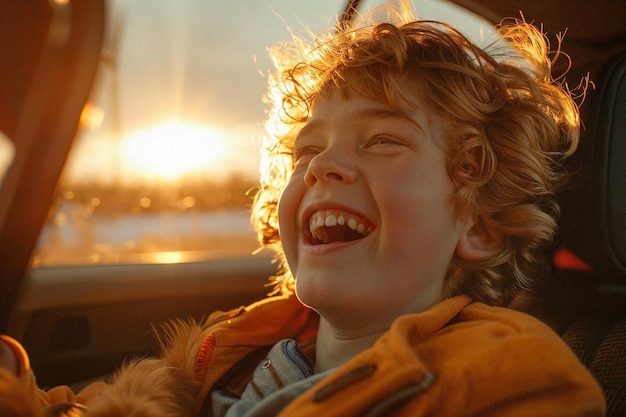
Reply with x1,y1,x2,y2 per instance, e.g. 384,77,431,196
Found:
304,147,357,187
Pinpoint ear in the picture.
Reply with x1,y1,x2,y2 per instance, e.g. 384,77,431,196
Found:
456,216,503,260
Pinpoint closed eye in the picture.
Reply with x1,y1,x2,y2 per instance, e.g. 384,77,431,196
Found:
365,135,402,148
293,144,321,165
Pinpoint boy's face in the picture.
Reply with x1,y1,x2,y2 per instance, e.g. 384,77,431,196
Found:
278,91,470,331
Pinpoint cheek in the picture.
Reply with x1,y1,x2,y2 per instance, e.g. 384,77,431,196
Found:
277,179,303,262
379,171,459,249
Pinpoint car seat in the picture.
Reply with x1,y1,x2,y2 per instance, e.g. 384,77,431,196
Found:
550,51,626,417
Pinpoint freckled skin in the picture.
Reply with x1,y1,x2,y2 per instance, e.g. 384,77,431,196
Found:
278,92,470,335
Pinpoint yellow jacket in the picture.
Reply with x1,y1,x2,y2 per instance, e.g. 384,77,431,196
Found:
192,293,605,416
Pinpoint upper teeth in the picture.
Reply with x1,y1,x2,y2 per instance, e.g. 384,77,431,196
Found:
309,209,373,242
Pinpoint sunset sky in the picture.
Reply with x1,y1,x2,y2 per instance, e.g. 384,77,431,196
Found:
59,0,492,186
62,0,342,185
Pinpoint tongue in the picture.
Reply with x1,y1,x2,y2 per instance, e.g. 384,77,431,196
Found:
314,225,364,244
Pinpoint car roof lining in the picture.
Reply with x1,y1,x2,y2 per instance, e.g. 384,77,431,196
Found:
449,0,626,81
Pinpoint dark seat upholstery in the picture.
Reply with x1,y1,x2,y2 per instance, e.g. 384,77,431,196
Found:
552,52,626,416
563,318,625,416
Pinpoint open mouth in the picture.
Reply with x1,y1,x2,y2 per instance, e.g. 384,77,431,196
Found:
307,209,376,245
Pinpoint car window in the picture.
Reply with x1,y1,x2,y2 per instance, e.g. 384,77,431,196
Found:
0,132,13,185
32,0,493,268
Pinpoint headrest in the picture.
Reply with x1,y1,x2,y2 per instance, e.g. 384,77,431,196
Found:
556,52,626,283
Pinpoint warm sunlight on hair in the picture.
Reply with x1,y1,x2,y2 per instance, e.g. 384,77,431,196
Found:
121,120,231,183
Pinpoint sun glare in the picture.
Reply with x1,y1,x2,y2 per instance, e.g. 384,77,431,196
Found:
121,120,230,182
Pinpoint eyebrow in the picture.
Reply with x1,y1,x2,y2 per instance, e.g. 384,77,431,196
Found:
360,107,426,132
296,105,425,141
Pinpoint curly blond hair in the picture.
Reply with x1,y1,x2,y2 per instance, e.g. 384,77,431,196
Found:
251,7,581,306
